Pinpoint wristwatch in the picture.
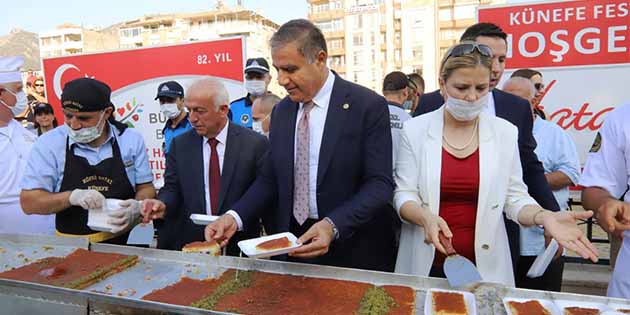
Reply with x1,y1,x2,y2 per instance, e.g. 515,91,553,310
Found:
323,217,339,240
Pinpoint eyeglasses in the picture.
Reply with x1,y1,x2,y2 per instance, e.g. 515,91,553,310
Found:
446,43,493,59
534,83,545,91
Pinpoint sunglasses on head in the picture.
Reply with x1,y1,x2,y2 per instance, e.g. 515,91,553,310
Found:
446,43,493,59
534,83,545,91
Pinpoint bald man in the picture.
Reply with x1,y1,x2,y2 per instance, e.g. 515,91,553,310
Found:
251,93,281,136
503,77,580,291
141,78,269,254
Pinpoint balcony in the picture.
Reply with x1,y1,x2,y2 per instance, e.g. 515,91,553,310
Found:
328,47,345,56
309,9,344,22
323,30,344,39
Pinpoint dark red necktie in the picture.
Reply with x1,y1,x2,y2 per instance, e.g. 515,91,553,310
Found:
208,138,220,215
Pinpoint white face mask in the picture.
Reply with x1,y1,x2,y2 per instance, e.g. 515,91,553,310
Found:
252,120,265,135
67,111,106,144
252,114,270,136
245,80,266,96
444,92,489,121
160,103,181,119
1,88,28,117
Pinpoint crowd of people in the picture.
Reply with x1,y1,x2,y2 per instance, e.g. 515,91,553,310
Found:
0,19,628,299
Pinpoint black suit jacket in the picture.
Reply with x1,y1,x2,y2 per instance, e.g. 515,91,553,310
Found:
157,122,269,254
413,89,560,269
231,74,397,272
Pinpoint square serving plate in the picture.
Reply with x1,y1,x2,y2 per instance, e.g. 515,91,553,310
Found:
237,232,301,259
554,300,611,315
503,297,561,315
424,288,476,315
189,214,220,225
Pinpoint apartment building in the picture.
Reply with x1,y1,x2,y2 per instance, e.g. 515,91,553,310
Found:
117,3,281,94
39,23,119,58
308,0,504,91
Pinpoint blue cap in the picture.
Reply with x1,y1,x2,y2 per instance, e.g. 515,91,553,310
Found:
155,81,184,100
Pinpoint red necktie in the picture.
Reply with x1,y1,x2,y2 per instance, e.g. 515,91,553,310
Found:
208,138,220,215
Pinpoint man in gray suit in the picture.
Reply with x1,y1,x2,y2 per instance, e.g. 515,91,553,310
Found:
141,78,269,255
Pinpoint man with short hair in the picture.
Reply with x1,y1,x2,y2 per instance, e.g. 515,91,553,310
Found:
382,71,412,168
230,58,272,128
406,73,424,113
511,69,547,119
503,77,580,291
20,78,156,244
141,79,268,254
413,22,560,276
203,19,397,271
251,93,281,136
155,80,191,154
0,56,55,235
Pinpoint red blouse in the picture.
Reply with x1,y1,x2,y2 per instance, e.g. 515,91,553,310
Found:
433,148,480,268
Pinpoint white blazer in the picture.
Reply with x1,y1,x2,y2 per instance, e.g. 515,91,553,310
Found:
393,107,538,286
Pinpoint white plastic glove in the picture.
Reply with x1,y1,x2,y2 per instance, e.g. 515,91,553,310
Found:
69,189,106,210
107,199,141,234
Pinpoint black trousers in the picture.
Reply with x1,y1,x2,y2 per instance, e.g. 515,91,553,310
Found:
515,255,565,291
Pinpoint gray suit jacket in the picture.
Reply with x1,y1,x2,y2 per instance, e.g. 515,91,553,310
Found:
157,122,269,254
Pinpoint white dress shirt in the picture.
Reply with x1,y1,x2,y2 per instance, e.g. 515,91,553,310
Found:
203,121,228,215
294,70,335,219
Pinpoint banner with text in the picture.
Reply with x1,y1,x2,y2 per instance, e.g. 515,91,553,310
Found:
479,0,630,164
42,38,246,187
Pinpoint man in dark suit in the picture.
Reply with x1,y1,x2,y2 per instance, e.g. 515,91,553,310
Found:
412,23,560,273
141,78,268,255
204,19,397,272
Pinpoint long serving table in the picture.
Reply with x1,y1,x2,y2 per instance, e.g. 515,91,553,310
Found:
0,234,628,314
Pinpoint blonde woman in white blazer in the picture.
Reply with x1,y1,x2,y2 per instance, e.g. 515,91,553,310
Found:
393,43,599,286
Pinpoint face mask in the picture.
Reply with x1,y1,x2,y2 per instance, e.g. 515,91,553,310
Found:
252,120,265,135
67,111,106,144
160,103,181,119
245,80,266,96
444,92,489,121
1,88,28,117
402,100,413,111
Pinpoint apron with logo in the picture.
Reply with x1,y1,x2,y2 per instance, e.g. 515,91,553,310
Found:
56,136,135,244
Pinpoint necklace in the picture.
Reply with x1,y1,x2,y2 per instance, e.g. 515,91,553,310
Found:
442,119,479,151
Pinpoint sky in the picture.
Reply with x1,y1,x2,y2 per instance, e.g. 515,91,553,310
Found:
1,0,309,35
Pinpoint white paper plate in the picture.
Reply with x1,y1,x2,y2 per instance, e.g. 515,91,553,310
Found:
87,198,123,233
189,214,220,225
238,232,301,259
554,300,611,314
503,297,560,315
607,303,630,314
424,288,476,315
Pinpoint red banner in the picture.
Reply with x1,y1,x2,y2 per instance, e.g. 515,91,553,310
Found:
40,38,245,186
42,38,244,123
478,0,630,69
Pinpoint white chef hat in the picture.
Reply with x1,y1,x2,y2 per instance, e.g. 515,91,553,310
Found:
0,56,24,84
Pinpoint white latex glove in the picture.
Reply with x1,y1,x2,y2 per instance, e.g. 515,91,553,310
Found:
107,199,141,234
69,189,106,210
